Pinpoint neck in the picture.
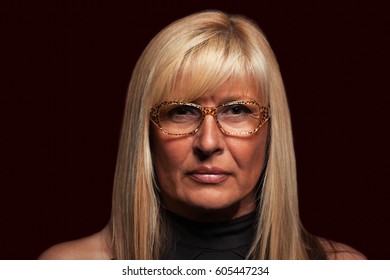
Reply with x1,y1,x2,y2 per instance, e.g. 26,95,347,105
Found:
165,209,257,259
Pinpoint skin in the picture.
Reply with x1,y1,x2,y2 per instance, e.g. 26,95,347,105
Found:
150,82,268,222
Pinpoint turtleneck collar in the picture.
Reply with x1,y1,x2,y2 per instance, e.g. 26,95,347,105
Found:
166,211,257,260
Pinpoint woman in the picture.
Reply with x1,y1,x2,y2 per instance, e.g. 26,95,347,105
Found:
40,10,365,260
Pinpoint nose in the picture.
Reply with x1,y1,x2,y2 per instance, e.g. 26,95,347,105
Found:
193,115,224,158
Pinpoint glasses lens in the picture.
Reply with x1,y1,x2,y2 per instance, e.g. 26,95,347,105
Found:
158,103,202,134
217,102,262,134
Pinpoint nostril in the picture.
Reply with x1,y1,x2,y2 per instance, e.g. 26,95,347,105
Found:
194,148,212,161
194,145,222,160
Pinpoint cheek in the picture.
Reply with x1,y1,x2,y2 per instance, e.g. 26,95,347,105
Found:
233,136,266,166
150,128,191,176
229,131,267,183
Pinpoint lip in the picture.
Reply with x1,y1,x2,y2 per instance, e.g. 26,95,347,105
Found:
187,167,231,184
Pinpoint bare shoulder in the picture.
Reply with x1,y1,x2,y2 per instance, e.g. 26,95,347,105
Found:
319,238,367,260
38,227,112,260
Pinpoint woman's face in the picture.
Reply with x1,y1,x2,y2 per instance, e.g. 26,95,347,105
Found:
150,82,268,222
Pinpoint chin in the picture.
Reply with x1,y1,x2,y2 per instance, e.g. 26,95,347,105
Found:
188,187,232,202
162,188,255,220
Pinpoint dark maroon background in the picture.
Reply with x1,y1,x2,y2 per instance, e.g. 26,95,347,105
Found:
2,1,389,259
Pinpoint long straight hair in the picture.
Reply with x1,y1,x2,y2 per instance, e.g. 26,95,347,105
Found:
109,10,325,259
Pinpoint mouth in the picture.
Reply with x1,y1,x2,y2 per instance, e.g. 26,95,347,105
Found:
187,167,231,184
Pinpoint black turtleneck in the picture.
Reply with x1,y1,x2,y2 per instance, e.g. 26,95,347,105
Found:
166,211,256,260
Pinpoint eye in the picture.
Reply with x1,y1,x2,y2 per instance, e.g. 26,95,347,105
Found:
168,105,198,116
221,104,252,116
170,105,196,115
162,105,201,123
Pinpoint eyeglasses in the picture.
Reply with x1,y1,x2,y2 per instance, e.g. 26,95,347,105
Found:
150,100,270,136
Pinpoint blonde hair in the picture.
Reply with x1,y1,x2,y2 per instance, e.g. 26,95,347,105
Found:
109,10,322,259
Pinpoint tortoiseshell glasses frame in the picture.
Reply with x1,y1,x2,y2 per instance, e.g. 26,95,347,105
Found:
150,100,270,136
